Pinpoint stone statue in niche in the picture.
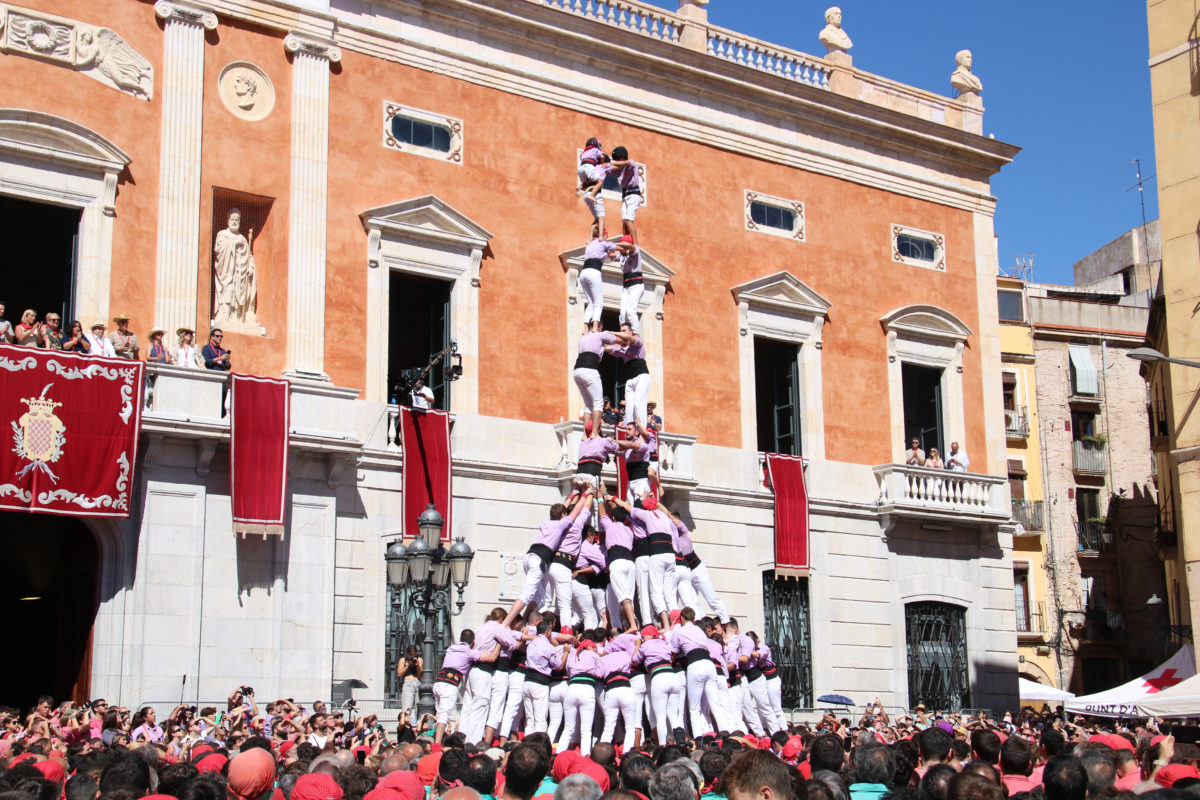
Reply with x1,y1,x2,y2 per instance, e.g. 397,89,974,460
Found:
950,49,983,96
818,6,852,53
213,209,258,325
75,27,155,100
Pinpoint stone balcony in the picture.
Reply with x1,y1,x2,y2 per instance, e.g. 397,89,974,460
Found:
553,420,698,494
873,463,1010,529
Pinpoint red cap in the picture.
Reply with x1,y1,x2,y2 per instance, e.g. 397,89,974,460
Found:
782,742,801,759
1106,735,1135,752
579,639,597,650
642,496,659,511
33,760,65,783
640,625,661,639
561,625,574,636
669,609,682,625
1157,764,1200,788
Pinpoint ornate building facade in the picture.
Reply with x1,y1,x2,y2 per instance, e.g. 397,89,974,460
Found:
0,0,1021,713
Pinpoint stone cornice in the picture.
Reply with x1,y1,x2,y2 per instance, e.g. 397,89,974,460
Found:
193,0,1018,215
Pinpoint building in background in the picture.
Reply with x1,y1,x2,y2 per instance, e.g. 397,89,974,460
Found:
1143,0,1200,664
0,0,1020,712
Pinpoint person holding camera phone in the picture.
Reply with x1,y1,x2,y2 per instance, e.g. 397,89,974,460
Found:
398,645,424,717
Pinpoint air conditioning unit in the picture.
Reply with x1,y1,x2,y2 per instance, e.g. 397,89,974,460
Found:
1005,409,1019,428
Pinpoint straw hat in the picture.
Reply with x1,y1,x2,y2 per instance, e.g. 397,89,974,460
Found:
111,313,130,323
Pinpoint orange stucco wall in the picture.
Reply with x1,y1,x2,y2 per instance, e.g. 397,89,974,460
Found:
2,3,989,468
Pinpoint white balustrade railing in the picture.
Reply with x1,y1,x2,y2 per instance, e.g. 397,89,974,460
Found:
706,30,830,89
553,420,695,483
539,0,682,43
873,464,1008,519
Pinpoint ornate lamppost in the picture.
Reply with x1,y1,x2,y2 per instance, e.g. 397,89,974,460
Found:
385,504,474,715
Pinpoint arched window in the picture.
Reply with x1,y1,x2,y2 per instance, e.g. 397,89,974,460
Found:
905,601,969,711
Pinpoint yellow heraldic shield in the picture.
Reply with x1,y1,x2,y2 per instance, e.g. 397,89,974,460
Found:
11,382,66,482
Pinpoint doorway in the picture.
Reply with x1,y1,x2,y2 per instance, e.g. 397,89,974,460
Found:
902,363,944,457
0,196,81,327
388,273,451,409
754,337,801,455
0,511,99,707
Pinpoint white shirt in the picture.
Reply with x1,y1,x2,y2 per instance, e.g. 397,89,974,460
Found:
175,344,203,368
411,385,434,409
947,447,970,472
308,732,329,749
86,332,117,358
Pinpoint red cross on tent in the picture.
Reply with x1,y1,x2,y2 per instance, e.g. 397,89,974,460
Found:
1143,669,1184,694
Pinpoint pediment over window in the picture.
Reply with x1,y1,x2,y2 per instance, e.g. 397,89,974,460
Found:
731,271,831,318
558,243,675,289
360,195,493,255
0,109,129,173
881,304,972,344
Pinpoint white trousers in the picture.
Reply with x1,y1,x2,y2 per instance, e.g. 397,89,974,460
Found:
580,269,604,325
548,681,568,740
459,668,493,742
620,283,645,334
571,579,600,628
731,681,765,735
649,552,677,616
485,669,511,730
400,678,421,712
631,672,648,734
713,679,739,734
519,552,550,606
607,559,637,622
621,192,643,220
548,562,575,629
591,587,608,626
675,565,700,612
522,679,550,734
623,372,651,426
746,675,777,733
627,477,651,504
500,669,525,736
601,685,641,749
649,669,685,745
766,675,787,731
573,367,603,412
557,682,597,754
685,660,725,737
433,681,459,725
635,556,653,625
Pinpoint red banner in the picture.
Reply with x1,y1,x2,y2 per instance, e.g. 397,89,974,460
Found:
0,345,143,518
400,407,452,542
230,374,289,536
764,453,810,575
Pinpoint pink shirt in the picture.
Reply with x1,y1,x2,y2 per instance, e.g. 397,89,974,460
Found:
584,239,619,261
578,437,618,462
630,507,676,541
675,522,694,556
578,331,616,357
556,506,592,556
670,622,710,656
602,516,633,551
1001,773,1039,795
566,648,601,678
534,516,574,550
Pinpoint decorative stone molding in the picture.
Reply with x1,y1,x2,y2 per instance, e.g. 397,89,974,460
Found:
731,271,831,458
745,189,805,241
152,0,216,340
383,101,462,164
0,3,155,100
892,223,946,272
282,31,340,380
218,61,275,121
360,196,493,411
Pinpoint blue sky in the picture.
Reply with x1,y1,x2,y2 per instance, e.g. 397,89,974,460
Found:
641,0,1158,286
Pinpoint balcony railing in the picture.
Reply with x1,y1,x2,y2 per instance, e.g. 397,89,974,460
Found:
1072,440,1107,474
873,464,1009,526
1017,601,1046,635
1004,407,1029,438
553,420,698,491
1076,518,1109,553
1013,500,1045,532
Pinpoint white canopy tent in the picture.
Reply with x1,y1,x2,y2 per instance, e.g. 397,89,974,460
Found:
1138,669,1200,717
1064,645,1195,718
1018,677,1074,702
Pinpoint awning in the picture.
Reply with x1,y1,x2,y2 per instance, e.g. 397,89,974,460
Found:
1018,677,1074,702
1138,668,1200,717
1064,644,1195,717
1068,343,1099,395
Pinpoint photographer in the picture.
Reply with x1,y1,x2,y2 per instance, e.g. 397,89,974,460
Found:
398,645,424,714
411,377,435,409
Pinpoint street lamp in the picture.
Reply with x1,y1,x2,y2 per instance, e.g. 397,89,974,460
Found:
1127,347,1200,370
384,505,474,716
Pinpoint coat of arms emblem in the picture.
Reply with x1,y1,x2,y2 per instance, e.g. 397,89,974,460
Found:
11,383,66,482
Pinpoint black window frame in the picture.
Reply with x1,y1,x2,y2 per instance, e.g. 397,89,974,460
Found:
390,115,453,153
897,233,938,263
750,200,798,233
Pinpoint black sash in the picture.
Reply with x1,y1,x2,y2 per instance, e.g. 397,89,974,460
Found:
684,551,701,569
763,666,778,678
436,668,463,686
622,187,642,197
528,542,554,564
633,538,649,558
625,358,649,378
576,457,603,476
684,648,711,667
552,550,578,569
627,461,650,481
745,666,764,682
647,531,674,556
583,258,604,271
605,673,632,690
623,272,644,287
574,351,601,370
525,670,551,685
607,544,633,563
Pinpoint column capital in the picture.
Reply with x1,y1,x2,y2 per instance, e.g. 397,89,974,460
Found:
154,0,218,30
284,32,342,64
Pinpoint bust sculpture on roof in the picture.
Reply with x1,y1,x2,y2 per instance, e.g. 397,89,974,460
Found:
950,49,983,96
818,6,852,54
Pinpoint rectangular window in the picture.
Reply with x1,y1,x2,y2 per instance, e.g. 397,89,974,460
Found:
1076,489,1103,551
388,274,451,409
599,309,628,411
745,190,805,241
754,337,801,455
902,363,944,458
0,195,81,327
1071,410,1095,441
892,224,946,271
1002,372,1017,411
905,602,970,712
1014,569,1030,632
998,290,1024,322
391,116,451,152
762,571,813,707
383,101,463,164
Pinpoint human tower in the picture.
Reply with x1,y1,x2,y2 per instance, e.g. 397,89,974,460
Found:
430,138,787,751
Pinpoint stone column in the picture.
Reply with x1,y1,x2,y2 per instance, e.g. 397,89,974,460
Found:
153,1,217,336
283,32,341,380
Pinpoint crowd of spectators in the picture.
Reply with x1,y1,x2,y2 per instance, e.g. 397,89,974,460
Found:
4,687,1199,800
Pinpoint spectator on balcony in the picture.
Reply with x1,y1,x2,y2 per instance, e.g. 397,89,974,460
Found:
203,329,231,371
87,322,117,358
40,312,64,349
15,308,40,346
647,402,662,431
62,320,91,354
905,439,926,467
602,398,621,426
926,448,944,469
147,328,174,364
108,314,141,359
176,328,204,368
0,301,13,343
946,442,969,473
411,378,435,409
